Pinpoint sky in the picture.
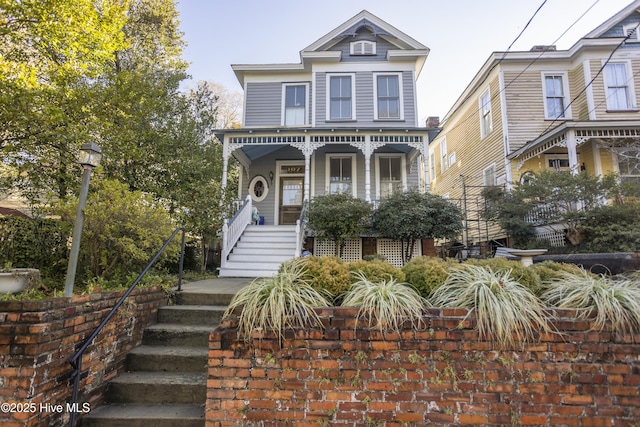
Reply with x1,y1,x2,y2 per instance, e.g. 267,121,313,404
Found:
175,0,632,123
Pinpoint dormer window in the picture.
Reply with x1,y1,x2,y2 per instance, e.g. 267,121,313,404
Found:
350,40,376,56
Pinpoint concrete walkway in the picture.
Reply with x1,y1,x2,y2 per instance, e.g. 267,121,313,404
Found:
178,277,253,295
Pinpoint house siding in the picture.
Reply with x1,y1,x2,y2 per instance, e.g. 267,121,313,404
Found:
244,82,282,127
329,35,397,63
503,70,548,153
569,64,588,120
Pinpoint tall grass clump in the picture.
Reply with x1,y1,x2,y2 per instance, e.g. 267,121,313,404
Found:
430,264,553,348
223,259,330,343
541,269,640,335
341,272,427,334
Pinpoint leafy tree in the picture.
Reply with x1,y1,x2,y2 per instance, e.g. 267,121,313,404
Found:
307,193,372,258
372,190,463,264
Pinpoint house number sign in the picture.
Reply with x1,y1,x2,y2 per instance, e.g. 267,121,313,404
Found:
282,166,304,174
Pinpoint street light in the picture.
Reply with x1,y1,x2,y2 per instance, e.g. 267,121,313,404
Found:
64,143,102,297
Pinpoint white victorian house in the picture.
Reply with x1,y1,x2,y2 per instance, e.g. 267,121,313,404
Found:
215,10,437,277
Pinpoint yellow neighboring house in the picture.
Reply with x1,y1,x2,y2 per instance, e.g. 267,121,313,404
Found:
429,0,640,250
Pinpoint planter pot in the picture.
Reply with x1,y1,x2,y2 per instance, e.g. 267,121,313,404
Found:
0,268,41,294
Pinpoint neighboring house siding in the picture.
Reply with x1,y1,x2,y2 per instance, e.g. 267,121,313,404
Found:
503,70,548,152
244,82,282,127
569,64,588,120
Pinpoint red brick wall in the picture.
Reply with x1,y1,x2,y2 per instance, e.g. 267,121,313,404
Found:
0,286,167,427
208,307,640,426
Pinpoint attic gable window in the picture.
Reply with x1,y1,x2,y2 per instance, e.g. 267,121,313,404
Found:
350,40,376,56
623,23,640,42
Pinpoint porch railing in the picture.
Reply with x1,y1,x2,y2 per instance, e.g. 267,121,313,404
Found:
221,195,252,267
295,200,308,257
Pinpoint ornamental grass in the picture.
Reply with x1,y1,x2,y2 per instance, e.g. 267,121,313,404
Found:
341,272,427,335
222,258,330,343
430,264,554,348
541,269,640,335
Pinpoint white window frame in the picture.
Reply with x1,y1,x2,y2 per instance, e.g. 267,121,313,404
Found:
325,153,357,197
429,151,436,182
623,23,640,42
483,163,496,186
373,72,404,120
545,154,571,172
542,72,571,120
604,61,636,111
350,40,376,55
374,153,406,199
281,83,309,126
440,138,448,173
479,89,493,138
248,175,269,203
449,151,456,166
326,73,356,121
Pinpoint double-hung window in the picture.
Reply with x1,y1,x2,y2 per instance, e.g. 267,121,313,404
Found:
480,90,492,138
283,84,307,126
375,73,402,120
440,138,448,172
327,154,355,196
328,74,354,120
543,74,569,119
376,154,405,199
483,164,496,186
604,63,634,111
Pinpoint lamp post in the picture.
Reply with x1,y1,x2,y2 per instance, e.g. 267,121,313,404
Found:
64,143,102,297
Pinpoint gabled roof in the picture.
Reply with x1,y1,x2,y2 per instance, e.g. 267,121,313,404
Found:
584,0,640,39
232,10,429,87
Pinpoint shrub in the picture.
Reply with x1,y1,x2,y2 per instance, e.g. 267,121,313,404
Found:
541,269,640,335
224,258,330,343
580,202,640,253
348,259,405,283
298,256,352,301
341,272,426,334
401,256,457,298
465,258,542,294
430,264,553,348
530,261,588,285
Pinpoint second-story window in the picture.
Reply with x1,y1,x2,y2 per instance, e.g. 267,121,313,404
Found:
480,89,492,138
604,63,633,111
283,84,307,126
328,75,354,120
543,74,568,119
375,74,401,119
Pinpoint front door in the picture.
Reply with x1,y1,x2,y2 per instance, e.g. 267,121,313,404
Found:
279,177,304,225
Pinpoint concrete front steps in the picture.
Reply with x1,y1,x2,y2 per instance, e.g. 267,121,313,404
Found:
80,292,233,427
218,225,297,277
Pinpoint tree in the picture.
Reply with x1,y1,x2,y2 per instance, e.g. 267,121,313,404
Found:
307,193,372,258
372,190,464,264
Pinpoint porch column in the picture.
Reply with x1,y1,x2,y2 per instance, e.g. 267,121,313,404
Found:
364,153,372,202
304,152,311,201
567,130,579,175
221,139,230,190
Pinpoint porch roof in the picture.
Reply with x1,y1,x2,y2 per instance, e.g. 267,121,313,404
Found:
507,120,640,163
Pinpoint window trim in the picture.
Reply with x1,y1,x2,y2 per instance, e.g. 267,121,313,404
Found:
440,138,448,173
373,72,404,121
281,83,309,127
326,73,356,121
325,153,357,197
541,72,571,120
479,89,493,138
374,153,406,200
483,163,496,186
249,175,269,203
603,61,636,111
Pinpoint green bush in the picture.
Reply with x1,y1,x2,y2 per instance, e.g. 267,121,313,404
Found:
530,261,588,285
298,256,352,301
348,259,405,283
401,256,458,298
580,202,640,253
464,258,542,294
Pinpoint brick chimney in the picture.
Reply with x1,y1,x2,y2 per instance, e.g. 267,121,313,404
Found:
426,116,440,128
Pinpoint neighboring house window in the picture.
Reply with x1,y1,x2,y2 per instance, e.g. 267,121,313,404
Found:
543,74,569,119
429,152,436,181
449,151,456,166
376,154,405,199
480,90,492,138
374,73,402,120
440,139,448,172
327,154,356,196
617,149,640,184
350,40,376,55
604,63,634,111
546,154,571,171
283,84,307,126
327,74,355,120
483,164,496,186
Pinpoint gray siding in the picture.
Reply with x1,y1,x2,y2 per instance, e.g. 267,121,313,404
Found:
244,82,281,127
329,36,398,63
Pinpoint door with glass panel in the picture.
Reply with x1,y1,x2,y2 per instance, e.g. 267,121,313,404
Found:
279,165,304,224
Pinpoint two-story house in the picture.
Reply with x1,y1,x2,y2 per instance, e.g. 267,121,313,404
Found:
429,0,640,252
215,10,434,276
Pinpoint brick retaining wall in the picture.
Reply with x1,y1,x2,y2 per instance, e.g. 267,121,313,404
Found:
0,286,167,427
208,307,640,426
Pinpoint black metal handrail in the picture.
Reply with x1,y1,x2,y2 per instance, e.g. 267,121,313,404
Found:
67,227,186,426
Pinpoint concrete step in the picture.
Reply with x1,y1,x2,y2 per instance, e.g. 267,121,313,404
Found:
157,305,226,326
176,292,236,306
106,372,206,404
143,324,212,347
126,346,208,373
80,404,204,427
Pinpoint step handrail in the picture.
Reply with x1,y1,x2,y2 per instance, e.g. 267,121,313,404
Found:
67,227,186,427
221,195,252,267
